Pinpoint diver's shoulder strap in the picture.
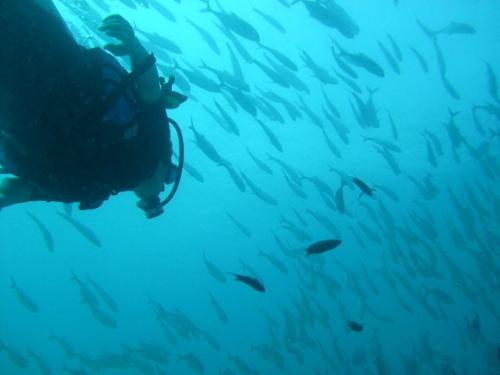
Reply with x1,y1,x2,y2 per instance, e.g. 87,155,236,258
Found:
97,53,157,118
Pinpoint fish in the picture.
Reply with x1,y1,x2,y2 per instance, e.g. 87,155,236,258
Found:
300,50,338,85
222,86,256,116
252,58,290,88
10,278,39,313
352,177,375,196
190,121,227,164
387,33,402,61
331,43,358,79
305,239,342,256
260,44,298,72
363,136,402,153
241,172,278,205
209,292,228,324
424,137,438,167
0,340,29,368
253,7,286,34
220,163,246,193
335,183,346,213
347,320,363,332
378,41,400,74
226,212,252,238
230,273,266,292
86,276,119,313
186,19,220,55
321,128,342,158
256,119,283,152
149,0,176,22
174,151,204,183
373,145,401,176
409,46,429,73
137,29,182,54
335,42,385,77
57,212,101,248
255,97,285,124
258,249,288,275
203,253,226,283
213,100,240,136
26,212,54,252
437,21,476,35
387,111,399,140
247,148,273,175
201,62,249,92
202,0,260,42
294,0,359,38
173,59,221,93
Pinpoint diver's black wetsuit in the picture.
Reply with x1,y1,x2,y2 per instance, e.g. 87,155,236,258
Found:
0,0,171,208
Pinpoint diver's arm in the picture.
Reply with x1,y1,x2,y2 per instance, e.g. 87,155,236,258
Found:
99,15,161,104
128,39,161,104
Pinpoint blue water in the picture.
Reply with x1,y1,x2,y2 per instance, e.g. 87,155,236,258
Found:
1,0,499,374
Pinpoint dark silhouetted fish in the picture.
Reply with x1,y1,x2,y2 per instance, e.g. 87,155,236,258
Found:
378,41,400,74
57,212,101,248
409,46,429,73
352,177,375,197
437,21,476,35
335,42,385,77
293,0,359,38
335,183,346,213
260,43,298,72
202,0,260,42
86,276,119,313
347,320,363,332
230,273,265,292
306,239,342,256
256,119,283,152
387,34,402,61
226,212,252,238
253,7,286,34
203,253,226,283
26,212,54,252
10,278,39,313
190,121,226,164
241,173,278,205
186,19,220,55
220,163,246,193
331,43,358,79
209,292,228,324
247,148,273,175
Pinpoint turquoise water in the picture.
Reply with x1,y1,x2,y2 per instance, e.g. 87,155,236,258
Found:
1,0,499,374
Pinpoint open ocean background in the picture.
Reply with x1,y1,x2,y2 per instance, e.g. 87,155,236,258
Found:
1,0,499,374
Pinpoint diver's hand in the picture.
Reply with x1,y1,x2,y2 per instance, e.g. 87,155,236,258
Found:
99,15,138,56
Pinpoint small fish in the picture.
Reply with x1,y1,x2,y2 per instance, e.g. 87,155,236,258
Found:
347,320,363,332
10,278,39,313
230,273,265,292
437,21,476,35
335,183,346,213
409,46,429,74
203,253,226,283
26,212,54,252
352,177,375,196
57,212,101,248
305,239,342,256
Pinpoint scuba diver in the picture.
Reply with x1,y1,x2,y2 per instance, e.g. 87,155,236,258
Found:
0,0,186,218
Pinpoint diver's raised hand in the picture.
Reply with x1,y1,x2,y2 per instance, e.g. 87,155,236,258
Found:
99,15,138,56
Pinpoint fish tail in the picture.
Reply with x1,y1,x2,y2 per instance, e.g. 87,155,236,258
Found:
9,277,16,289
